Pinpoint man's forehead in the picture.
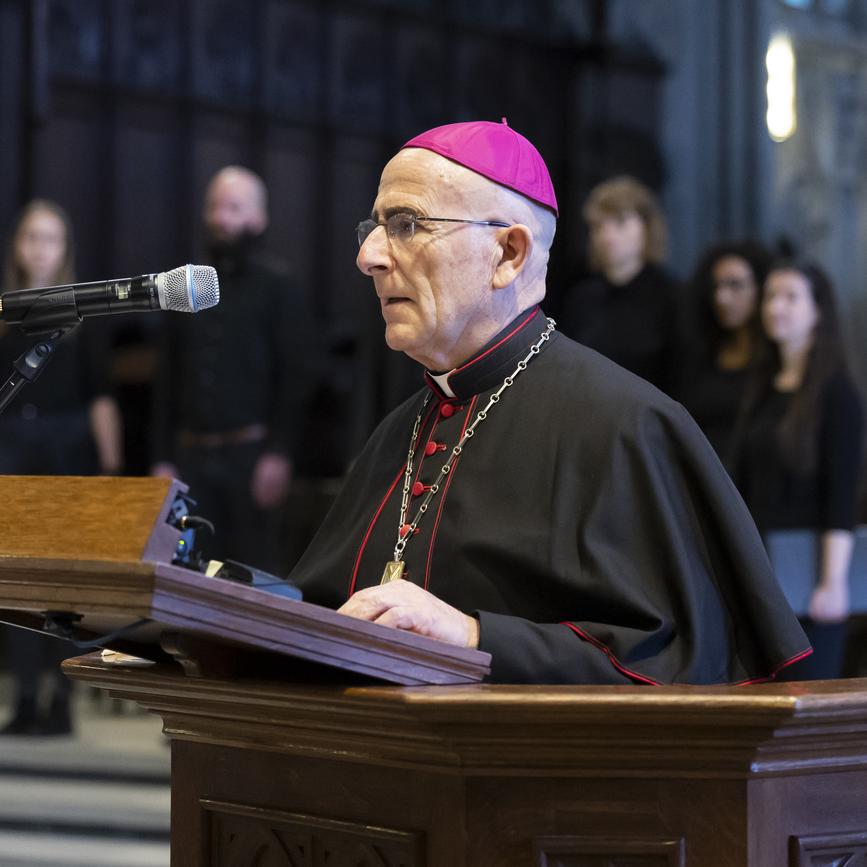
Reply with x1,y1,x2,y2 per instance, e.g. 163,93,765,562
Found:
209,173,251,199
374,149,494,213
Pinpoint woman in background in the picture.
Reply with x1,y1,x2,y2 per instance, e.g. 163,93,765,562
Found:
556,175,681,395
679,240,772,458
0,199,122,735
731,260,863,680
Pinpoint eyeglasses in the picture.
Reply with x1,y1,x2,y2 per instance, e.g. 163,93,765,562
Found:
356,212,511,247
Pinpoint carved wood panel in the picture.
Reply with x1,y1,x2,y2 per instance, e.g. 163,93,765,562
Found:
535,835,685,867
791,831,867,867
204,799,425,867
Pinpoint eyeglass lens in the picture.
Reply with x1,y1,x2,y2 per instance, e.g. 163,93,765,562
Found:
356,213,416,247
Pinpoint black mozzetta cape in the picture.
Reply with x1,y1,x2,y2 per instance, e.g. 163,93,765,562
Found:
292,307,810,684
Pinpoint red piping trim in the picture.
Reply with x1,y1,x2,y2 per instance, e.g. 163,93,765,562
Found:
732,646,814,686
450,307,539,378
424,396,477,590
564,623,815,687
563,623,663,685
348,468,405,597
348,400,438,597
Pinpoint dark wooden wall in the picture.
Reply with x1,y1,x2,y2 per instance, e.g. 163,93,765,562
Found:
0,0,667,465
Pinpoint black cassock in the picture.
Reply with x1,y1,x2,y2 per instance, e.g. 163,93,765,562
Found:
292,306,809,684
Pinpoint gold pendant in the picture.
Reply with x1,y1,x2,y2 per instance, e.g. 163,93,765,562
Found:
381,560,406,585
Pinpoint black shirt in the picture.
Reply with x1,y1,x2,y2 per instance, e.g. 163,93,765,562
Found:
152,248,315,461
557,263,681,394
679,362,751,460
733,373,864,531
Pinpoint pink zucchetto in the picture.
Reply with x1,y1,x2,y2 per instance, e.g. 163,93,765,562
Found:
401,118,559,217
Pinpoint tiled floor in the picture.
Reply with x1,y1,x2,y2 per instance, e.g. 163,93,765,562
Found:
0,677,170,867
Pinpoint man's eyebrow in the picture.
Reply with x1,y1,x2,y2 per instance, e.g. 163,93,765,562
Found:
373,205,423,220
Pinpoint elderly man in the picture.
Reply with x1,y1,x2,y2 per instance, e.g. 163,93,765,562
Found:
153,166,315,571
291,121,809,684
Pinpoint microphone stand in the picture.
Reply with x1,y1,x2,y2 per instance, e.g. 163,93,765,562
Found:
0,326,74,417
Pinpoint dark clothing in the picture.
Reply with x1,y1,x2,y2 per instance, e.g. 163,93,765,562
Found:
151,243,315,570
777,620,848,682
152,249,314,462
732,373,864,532
732,371,864,681
0,324,110,735
0,325,108,473
679,361,751,459
293,306,809,685
0,412,96,475
174,439,281,568
0,324,110,420
6,629,72,703
557,264,681,395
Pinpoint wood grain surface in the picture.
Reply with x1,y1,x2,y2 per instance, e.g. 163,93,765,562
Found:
0,475,184,562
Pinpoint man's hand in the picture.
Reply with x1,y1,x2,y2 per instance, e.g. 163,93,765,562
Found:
337,579,480,648
251,452,292,509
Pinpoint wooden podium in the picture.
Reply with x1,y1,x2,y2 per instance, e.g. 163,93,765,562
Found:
0,476,489,685
62,657,867,867
5,477,867,866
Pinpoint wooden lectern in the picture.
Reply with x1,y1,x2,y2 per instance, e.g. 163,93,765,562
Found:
0,476,490,685
6,477,867,866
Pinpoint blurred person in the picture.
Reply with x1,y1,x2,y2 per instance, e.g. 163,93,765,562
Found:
0,199,122,736
679,240,773,458
731,260,864,680
151,166,315,572
556,175,681,394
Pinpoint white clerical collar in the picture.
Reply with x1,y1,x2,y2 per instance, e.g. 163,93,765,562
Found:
428,370,456,398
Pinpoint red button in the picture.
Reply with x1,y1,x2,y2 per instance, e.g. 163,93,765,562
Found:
424,441,439,456
400,523,412,538
411,481,426,497
440,403,455,418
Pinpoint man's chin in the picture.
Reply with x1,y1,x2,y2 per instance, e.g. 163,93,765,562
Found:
383,322,424,355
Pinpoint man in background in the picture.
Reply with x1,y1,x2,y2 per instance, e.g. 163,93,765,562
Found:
152,166,315,572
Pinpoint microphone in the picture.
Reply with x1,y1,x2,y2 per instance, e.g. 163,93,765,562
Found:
0,264,220,332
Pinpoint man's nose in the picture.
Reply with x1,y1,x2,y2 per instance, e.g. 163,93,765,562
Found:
356,225,391,276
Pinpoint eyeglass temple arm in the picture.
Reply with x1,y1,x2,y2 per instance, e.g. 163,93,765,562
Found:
416,217,512,228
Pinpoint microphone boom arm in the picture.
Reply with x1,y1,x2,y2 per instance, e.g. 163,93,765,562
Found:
0,326,75,418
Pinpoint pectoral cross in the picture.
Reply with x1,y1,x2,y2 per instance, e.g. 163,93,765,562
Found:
380,560,406,585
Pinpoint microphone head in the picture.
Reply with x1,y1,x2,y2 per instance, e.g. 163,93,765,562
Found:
156,265,220,312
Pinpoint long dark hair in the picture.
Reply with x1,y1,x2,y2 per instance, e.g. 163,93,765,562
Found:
689,239,772,365
3,199,76,292
740,259,850,473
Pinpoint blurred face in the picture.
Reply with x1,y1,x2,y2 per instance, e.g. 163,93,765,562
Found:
762,269,820,348
711,255,758,331
15,208,67,287
203,172,266,243
588,210,645,272
356,149,506,370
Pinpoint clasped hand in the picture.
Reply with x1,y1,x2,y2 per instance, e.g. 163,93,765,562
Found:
337,579,480,648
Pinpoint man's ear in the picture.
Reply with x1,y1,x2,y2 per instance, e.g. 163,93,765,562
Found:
492,224,532,289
